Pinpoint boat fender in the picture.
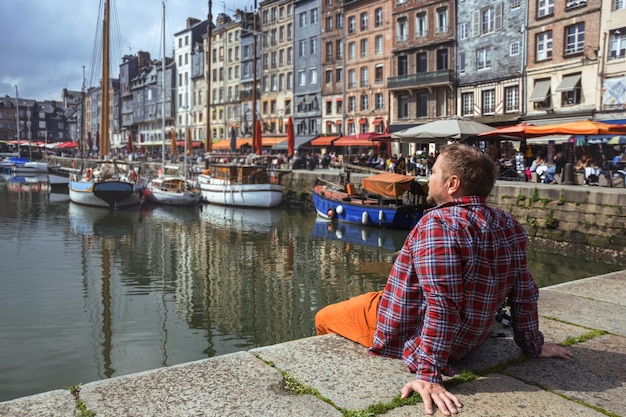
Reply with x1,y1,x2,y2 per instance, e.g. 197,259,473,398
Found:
336,205,344,215
85,168,93,181
378,210,384,221
361,211,369,225
327,208,335,218
142,188,152,198
202,168,211,175
361,229,369,242
130,170,138,183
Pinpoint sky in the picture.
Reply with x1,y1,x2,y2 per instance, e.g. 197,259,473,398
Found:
0,0,253,102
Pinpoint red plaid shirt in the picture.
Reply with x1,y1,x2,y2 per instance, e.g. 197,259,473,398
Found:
370,196,543,383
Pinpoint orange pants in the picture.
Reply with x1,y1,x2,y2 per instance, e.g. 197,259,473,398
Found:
314,290,383,347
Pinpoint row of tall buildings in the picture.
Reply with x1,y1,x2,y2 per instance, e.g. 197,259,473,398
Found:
1,0,625,153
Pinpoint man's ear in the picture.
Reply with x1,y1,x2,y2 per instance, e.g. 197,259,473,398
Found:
447,175,461,196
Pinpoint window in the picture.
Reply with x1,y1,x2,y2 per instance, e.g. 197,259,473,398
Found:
326,42,333,61
530,79,552,109
436,8,448,33
348,96,356,112
299,12,307,27
326,100,332,115
436,49,448,70
462,92,474,116
564,23,585,55
360,12,368,31
348,69,356,88
336,13,343,29
310,68,318,84
299,70,306,86
326,16,333,32
336,68,343,83
325,70,333,84
537,0,554,18
360,39,368,57
348,42,356,60
310,37,318,55
480,3,502,34
510,41,520,56
375,35,383,54
565,0,587,9
556,73,582,105
397,17,408,41
417,52,427,72
505,85,520,113
482,89,495,114
458,22,468,40
616,0,625,10
336,40,343,59
360,67,369,86
609,29,626,59
417,92,428,117
477,47,491,70
511,0,521,9
416,13,427,38
536,31,553,60
360,94,369,111
311,8,319,24
271,75,277,91
348,16,356,34
336,98,343,114
375,65,384,84
459,52,466,74
398,55,408,76
375,93,384,110
398,94,409,118
299,40,306,57
375,8,383,27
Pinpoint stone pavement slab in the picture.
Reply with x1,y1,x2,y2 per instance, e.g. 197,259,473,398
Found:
0,390,76,417
79,351,340,417
383,374,605,417
508,333,626,417
544,271,626,307
252,334,410,411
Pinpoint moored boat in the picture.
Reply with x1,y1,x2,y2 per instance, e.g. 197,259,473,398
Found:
69,163,141,209
312,172,429,230
198,163,290,208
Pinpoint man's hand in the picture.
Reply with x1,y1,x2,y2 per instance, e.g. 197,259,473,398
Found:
539,342,573,359
401,380,462,416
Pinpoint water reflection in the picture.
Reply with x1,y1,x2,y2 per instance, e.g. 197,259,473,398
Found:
0,188,622,402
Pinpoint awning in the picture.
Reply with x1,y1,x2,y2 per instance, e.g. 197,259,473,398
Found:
359,118,368,124
311,135,339,146
529,79,552,102
372,118,384,126
261,137,286,147
336,120,342,125
332,135,374,147
555,74,581,92
273,135,316,150
212,138,253,150
347,119,354,125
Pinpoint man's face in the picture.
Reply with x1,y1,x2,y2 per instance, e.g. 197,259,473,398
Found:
427,156,448,206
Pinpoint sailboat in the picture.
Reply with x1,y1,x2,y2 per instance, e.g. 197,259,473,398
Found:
68,0,141,209
143,2,201,207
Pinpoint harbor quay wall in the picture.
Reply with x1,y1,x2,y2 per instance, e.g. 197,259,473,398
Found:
283,169,626,264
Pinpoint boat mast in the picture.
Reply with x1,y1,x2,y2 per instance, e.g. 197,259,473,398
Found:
14,85,20,156
161,1,166,173
252,0,258,154
101,0,110,159
205,0,213,154
80,66,86,172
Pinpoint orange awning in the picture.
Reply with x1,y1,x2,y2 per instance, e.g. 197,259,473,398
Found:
332,135,374,147
362,172,415,198
359,118,368,125
336,120,343,125
261,137,286,147
372,118,384,126
212,138,253,150
311,135,340,146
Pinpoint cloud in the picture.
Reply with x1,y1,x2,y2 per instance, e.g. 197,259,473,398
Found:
0,0,251,101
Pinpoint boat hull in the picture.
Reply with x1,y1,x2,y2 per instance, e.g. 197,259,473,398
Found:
312,184,422,230
69,180,141,208
198,174,283,208
144,176,201,207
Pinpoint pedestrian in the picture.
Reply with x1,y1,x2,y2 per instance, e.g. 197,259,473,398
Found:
315,143,573,416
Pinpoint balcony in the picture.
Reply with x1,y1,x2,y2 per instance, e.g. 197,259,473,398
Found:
387,70,454,90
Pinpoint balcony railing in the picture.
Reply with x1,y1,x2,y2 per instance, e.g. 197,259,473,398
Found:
387,69,454,89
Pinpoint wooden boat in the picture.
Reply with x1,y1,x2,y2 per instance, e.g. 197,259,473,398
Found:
143,3,200,207
197,163,290,208
68,1,140,209
312,172,429,230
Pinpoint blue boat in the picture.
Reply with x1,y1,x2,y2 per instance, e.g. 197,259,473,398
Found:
312,219,407,251
312,172,429,230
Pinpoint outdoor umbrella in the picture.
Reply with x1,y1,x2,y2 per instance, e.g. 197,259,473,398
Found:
87,132,93,150
286,116,295,156
230,126,237,153
477,123,539,139
525,120,626,136
127,132,133,154
392,117,493,144
254,119,262,154
608,136,626,145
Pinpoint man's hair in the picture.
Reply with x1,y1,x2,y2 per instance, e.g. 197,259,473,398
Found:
439,143,496,197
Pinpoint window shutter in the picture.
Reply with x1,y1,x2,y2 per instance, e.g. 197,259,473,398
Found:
472,11,479,37
495,2,503,31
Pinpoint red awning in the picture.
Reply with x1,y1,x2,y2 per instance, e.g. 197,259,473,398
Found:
359,118,368,124
311,135,340,146
372,118,384,126
336,120,343,125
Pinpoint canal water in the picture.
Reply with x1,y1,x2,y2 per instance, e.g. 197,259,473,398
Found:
0,178,621,402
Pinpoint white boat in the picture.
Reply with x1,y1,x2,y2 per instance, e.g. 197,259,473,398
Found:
143,3,200,208
197,164,288,208
12,161,49,174
68,1,140,209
